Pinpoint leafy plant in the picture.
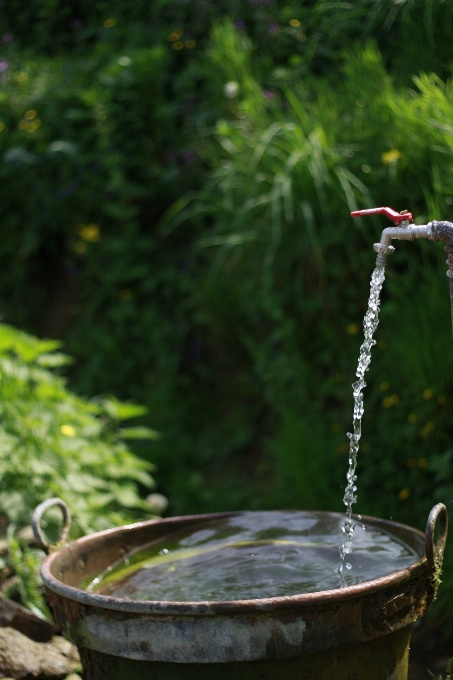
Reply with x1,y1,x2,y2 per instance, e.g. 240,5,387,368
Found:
0,322,159,536
4,525,50,619
0,322,159,614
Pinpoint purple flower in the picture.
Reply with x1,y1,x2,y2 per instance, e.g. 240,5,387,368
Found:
0,61,9,72
263,90,276,99
1,34,13,43
235,20,246,30
268,20,279,33
182,93,196,111
182,150,196,164
69,19,84,31
66,265,78,280
187,337,203,361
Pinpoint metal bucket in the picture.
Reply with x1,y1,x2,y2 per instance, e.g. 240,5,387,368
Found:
35,501,448,680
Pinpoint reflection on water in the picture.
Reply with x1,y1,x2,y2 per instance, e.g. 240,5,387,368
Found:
82,511,421,602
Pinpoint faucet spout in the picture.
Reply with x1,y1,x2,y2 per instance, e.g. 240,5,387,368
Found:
373,222,434,267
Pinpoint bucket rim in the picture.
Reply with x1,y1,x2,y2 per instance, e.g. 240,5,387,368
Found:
41,509,427,616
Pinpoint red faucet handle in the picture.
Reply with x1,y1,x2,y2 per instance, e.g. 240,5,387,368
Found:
350,206,413,224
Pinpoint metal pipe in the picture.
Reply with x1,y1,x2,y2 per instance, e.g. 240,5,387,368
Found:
430,221,453,341
373,218,453,341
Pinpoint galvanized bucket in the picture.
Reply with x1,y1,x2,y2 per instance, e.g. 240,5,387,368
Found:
34,501,448,680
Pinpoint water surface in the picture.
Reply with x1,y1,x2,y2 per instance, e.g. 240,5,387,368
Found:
83,511,421,602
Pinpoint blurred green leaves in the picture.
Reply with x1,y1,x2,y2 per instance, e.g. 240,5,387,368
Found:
0,323,157,535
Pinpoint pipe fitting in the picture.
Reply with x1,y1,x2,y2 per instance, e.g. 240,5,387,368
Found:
429,221,453,279
430,220,453,243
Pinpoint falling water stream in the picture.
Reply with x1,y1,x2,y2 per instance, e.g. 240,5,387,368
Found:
336,265,386,586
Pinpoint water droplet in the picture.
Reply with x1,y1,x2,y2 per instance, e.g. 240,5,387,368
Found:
346,563,352,570
159,548,169,555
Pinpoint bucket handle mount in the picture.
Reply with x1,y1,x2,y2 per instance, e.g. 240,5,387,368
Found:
32,498,71,555
425,502,448,572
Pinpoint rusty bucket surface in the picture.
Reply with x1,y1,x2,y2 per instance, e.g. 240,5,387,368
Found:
37,502,448,680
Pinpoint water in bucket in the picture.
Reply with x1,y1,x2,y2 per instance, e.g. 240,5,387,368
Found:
83,510,419,602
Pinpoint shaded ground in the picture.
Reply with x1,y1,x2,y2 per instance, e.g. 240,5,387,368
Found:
409,624,452,679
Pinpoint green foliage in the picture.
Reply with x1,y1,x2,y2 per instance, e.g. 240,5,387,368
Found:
4,525,50,619
0,322,159,615
0,323,158,536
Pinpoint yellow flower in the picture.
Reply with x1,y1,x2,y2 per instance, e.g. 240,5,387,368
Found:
408,413,417,423
423,388,433,400
289,19,301,27
382,149,401,164
76,224,100,242
420,421,434,438
26,119,41,132
185,40,196,49
379,381,390,392
356,99,365,107
74,241,86,254
438,395,446,405
120,289,132,301
398,487,410,501
0,122,5,132
172,41,184,51
418,458,428,468
17,72,28,83
383,394,400,408
18,117,41,132
168,29,183,41
24,109,37,120
60,424,75,437
347,323,359,335
104,18,117,27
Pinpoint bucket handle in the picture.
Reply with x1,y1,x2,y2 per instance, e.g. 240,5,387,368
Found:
32,498,71,555
425,503,448,572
